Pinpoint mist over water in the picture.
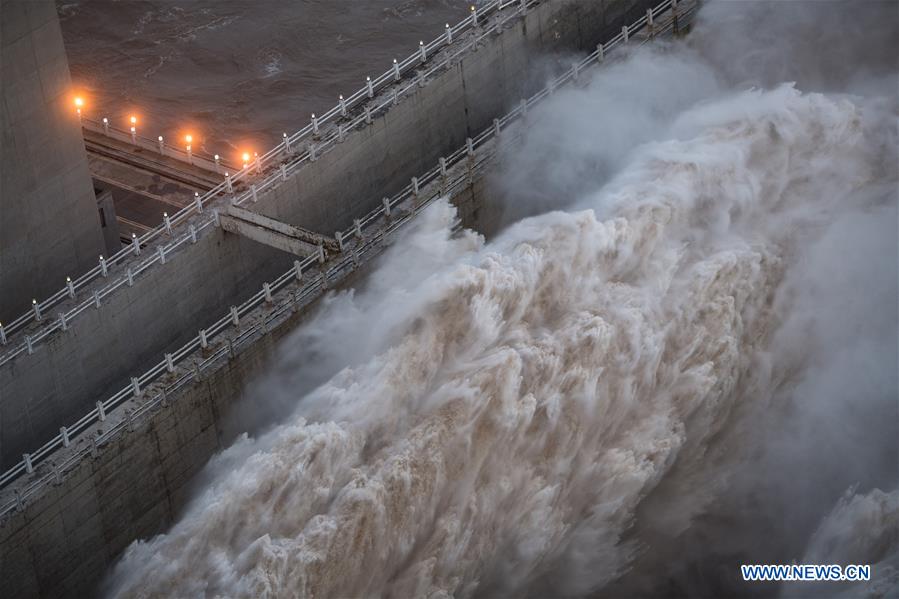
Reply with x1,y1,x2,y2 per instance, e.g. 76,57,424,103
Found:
106,1,898,597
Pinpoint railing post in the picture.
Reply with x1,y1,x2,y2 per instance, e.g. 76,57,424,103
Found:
339,94,347,117
263,282,273,303
383,196,391,216
293,260,303,281
157,245,166,264
130,126,137,144
131,233,140,255
254,153,261,175
411,176,420,195
91,435,99,458
131,376,141,397
214,154,221,172
125,266,134,284
647,8,654,28
25,335,33,354
157,135,165,154
225,172,233,193
597,42,604,62
23,453,33,474
60,426,70,448
392,58,400,81
318,245,326,264
213,209,221,227
163,211,173,235
0,323,6,345
93,290,101,308
445,23,453,44
58,312,67,331
354,219,362,238
189,224,198,243
470,5,478,27
365,105,372,125
366,76,374,98
102,117,109,135
393,89,399,106
338,124,345,142
195,191,204,213
251,184,258,202
165,353,174,372
439,156,447,177
32,299,41,321
520,0,527,12
622,25,629,43
282,132,291,153
419,40,427,63
493,118,501,137
312,113,319,134
97,400,106,422
520,98,528,118
280,164,288,181
309,143,317,161
572,61,579,81
199,329,208,349
231,306,240,326
335,230,344,252
466,137,474,156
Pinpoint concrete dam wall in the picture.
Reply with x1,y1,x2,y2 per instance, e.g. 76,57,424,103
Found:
0,0,692,596
0,0,656,471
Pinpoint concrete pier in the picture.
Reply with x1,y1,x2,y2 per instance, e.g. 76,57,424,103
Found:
0,0,107,322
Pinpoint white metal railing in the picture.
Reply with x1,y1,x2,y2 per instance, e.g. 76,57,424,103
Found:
0,0,541,363
80,117,235,175
0,0,695,517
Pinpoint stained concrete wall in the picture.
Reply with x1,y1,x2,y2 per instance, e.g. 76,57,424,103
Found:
0,300,299,598
0,0,656,468
0,0,106,323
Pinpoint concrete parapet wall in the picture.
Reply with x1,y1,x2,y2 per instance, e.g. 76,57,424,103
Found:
0,0,655,476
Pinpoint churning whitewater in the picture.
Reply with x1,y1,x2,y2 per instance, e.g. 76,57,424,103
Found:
106,3,898,598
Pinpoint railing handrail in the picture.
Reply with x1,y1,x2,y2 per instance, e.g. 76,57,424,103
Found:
0,0,694,516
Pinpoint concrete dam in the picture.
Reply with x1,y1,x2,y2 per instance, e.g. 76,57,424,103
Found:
3,0,897,597
1,1,695,595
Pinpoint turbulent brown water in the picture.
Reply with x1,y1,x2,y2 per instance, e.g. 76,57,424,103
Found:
104,1,898,597
58,0,468,160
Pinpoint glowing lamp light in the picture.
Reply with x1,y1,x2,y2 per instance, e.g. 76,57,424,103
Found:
185,134,193,144
130,116,137,125
74,97,83,107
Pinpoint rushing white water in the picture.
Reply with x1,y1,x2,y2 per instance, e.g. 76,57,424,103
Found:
106,3,898,597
